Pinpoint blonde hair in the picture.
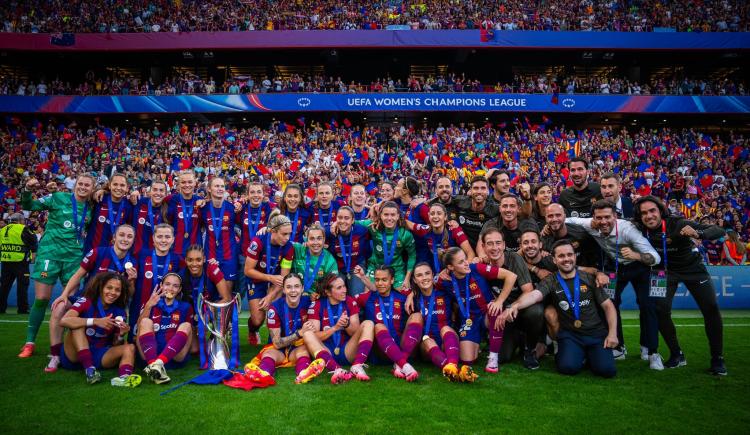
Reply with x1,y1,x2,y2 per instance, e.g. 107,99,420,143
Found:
267,209,292,231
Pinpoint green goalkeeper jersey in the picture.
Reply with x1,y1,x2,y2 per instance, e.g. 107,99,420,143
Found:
21,191,91,259
358,220,416,288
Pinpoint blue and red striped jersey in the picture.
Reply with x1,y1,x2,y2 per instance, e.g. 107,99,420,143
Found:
70,296,126,349
165,194,201,255
237,201,274,255
84,193,132,253
131,198,166,256
200,200,238,262
326,223,371,273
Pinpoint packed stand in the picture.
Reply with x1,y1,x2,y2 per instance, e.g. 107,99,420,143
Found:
1,0,747,33
2,71,746,97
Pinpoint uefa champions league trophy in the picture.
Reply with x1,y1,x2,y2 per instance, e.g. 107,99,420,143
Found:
197,294,241,370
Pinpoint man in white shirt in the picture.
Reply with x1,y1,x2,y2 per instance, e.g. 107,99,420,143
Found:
566,199,665,370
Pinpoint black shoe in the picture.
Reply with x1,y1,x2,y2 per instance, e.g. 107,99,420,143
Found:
523,349,540,370
17,310,29,315
664,352,687,369
710,356,727,376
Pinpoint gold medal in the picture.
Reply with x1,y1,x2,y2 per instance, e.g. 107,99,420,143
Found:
573,319,582,329
184,232,189,239
465,318,473,327
334,347,340,355
422,334,430,342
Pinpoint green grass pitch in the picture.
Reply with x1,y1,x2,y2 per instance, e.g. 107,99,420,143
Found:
1,311,748,434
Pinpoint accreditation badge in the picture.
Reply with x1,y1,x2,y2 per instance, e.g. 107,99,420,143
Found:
649,270,667,298
603,271,617,300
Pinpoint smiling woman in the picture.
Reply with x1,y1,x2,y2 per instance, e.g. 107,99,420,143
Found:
57,271,140,386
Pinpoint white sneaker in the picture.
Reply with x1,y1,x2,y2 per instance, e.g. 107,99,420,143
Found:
612,346,627,360
145,359,171,384
649,353,664,371
400,363,419,381
44,355,61,373
350,363,370,381
485,352,499,373
641,346,649,361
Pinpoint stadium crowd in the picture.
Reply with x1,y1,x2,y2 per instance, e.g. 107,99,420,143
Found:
1,0,747,33
2,71,746,97
1,116,745,387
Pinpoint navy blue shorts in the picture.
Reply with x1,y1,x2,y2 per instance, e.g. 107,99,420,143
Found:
60,345,110,370
247,281,269,301
457,315,487,345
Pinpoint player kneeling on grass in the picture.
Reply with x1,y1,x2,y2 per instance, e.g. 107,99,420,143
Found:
58,272,140,387
409,263,462,382
501,240,618,378
305,273,375,382
355,265,421,382
136,273,193,384
437,248,517,378
245,273,326,385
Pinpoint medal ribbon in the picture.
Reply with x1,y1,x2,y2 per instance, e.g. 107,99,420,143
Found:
377,292,394,332
451,275,471,320
70,193,88,243
326,298,344,351
421,292,436,337
556,271,581,321
381,229,399,266
303,250,325,293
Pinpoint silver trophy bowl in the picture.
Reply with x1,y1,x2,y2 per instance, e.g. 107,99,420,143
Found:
197,294,240,370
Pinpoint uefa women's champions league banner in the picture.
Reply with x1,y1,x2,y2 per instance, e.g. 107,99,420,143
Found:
2,94,750,114
6,266,750,310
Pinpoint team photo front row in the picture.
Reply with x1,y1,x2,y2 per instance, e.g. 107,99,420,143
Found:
14,170,727,388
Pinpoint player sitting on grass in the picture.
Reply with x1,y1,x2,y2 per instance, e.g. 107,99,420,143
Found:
355,265,421,382
46,224,137,372
58,272,140,387
136,273,193,384
244,273,326,385
409,263,463,381
306,273,375,381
